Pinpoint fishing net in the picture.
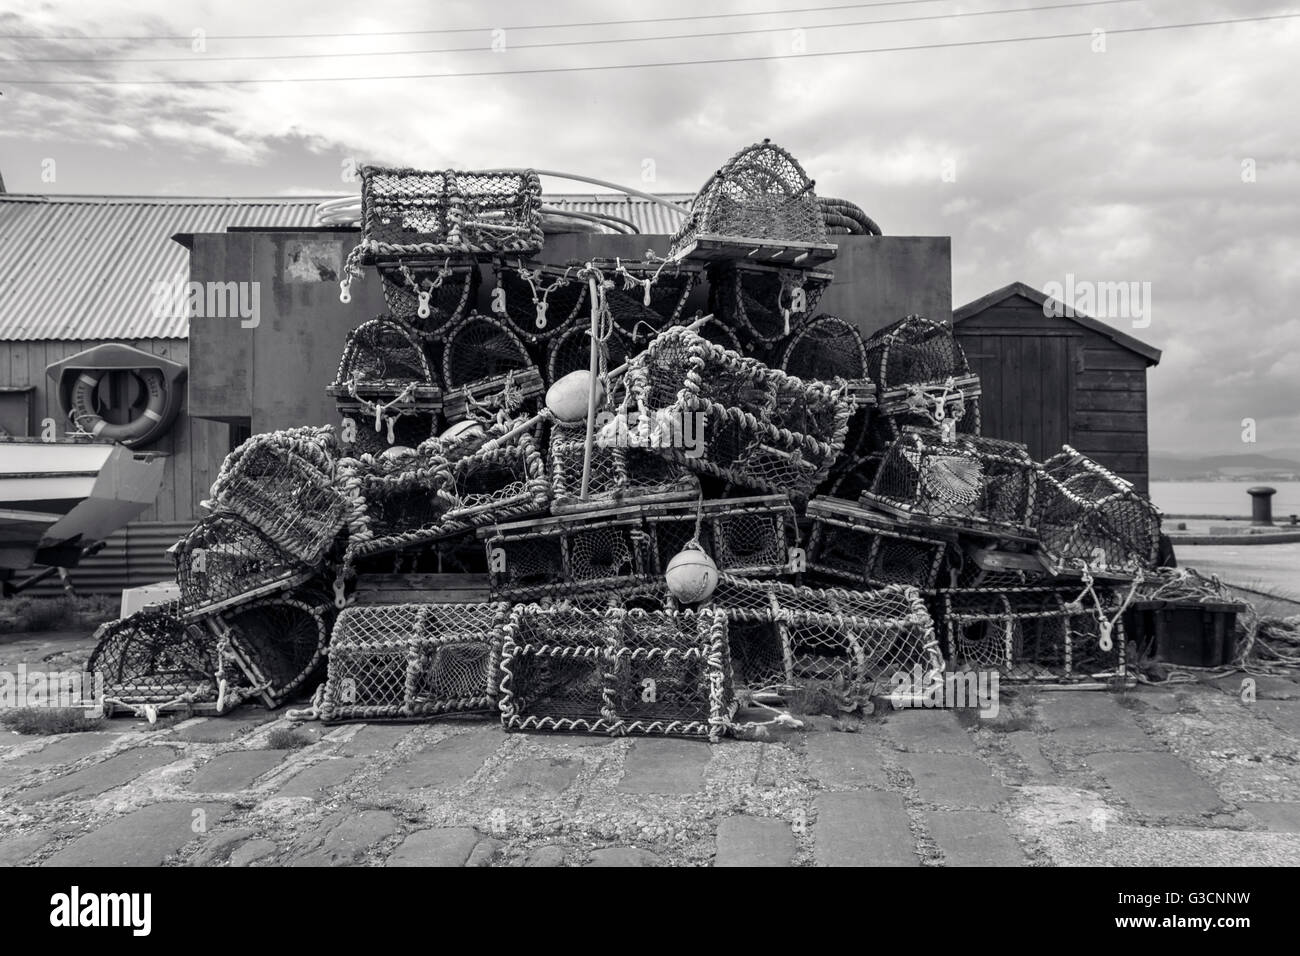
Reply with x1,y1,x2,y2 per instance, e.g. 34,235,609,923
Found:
806,496,949,591
669,139,826,257
781,314,876,458
708,261,831,343
439,425,550,526
358,165,543,259
865,314,981,440
939,587,1128,683
89,609,217,715
944,544,1048,591
546,322,632,386
499,605,734,739
481,507,650,600
377,258,480,339
173,512,309,616
642,495,796,578
625,325,851,498
217,594,333,707
320,602,506,720
863,427,1038,538
490,260,588,344
591,257,701,342
441,312,534,389
701,574,942,698
1034,446,1162,578
209,426,347,566
331,316,437,388
550,418,625,507
683,314,744,355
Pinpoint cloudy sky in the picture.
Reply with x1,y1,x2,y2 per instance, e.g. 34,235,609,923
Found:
1,0,1296,456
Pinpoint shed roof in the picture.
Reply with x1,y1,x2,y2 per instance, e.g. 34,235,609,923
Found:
953,280,1161,366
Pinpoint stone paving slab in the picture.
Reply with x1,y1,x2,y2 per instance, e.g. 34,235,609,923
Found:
168,714,273,743
42,802,229,867
586,847,660,866
0,830,58,866
496,756,581,796
1212,674,1300,700
924,810,1027,866
524,845,566,867
375,728,501,792
387,827,482,867
814,791,917,866
1251,700,1300,738
804,732,887,789
274,758,360,798
1085,752,1224,818
880,710,978,753
7,734,120,769
1002,731,1057,780
15,747,179,804
1241,802,1300,833
336,723,415,756
1035,823,1300,866
900,752,1012,809
714,815,797,867
190,828,257,866
617,738,711,794
1038,693,1160,752
186,750,289,793
230,839,278,867
289,810,399,866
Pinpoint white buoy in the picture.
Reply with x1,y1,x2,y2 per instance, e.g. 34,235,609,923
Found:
665,545,719,604
546,369,603,422
440,419,485,444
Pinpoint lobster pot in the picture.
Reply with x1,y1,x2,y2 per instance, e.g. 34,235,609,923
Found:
941,588,1126,682
591,258,702,341
331,316,437,388
440,312,543,422
708,261,832,344
377,258,480,339
359,165,543,259
320,602,506,721
437,426,550,527
480,505,651,600
817,454,883,502
550,420,699,511
1034,446,1161,578
216,594,333,707
781,314,877,457
687,314,745,356
945,544,1049,591
806,496,949,592
335,403,439,459
625,326,851,498
669,139,830,260
862,428,1038,538
491,260,587,344
499,606,734,740
865,314,981,440
546,322,633,387
642,495,797,578
89,609,217,716
702,575,942,697
210,426,347,566
173,512,309,617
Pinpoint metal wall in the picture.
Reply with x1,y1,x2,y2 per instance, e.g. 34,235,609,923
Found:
22,520,187,596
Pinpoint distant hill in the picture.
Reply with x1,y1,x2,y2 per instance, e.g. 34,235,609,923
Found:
1151,452,1300,480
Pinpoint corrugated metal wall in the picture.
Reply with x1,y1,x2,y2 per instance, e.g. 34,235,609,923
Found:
23,520,187,596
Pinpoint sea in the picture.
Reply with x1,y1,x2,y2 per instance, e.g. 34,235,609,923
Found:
1149,480,1300,518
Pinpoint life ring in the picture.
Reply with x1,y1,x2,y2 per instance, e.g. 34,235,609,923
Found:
70,367,169,444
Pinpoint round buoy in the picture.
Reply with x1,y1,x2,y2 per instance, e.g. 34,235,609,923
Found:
378,445,416,463
665,545,719,604
440,419,485,444
546,369,602,422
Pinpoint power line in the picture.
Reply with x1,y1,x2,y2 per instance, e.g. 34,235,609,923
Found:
0,0,958,42
0,0,1142,64
1,13,1293,86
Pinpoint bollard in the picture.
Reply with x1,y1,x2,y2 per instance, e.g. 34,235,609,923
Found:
1247,486,1276,526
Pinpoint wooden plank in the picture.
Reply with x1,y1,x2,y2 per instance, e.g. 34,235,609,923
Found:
1075,390,1144,412
1075,370,1144,391
674,234,838,265
1020,334,1044,459
1074,410,1146,432
1040,337,1068,456
354,573,491,604
1080,347,1147,371
1000,336,1023,448
1070,430,1148,452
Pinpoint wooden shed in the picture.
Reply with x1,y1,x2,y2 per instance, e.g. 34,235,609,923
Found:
953,281,1161,492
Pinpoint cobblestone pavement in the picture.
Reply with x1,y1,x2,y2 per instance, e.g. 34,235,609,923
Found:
3,678,1300,867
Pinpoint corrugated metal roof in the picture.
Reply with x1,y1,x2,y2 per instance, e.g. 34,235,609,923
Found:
0,191,693,343
0,194,325,341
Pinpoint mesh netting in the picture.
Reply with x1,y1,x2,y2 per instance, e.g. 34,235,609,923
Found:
491,260,588,344
591,258,700,342
642,495,795,577
336,406,438,458
871,395,981,446
546,322,632,386
818,456,882,502
625,325,851,498
863,428,1038,537
1034,446,1161,577
219,595,332,706
360,165,543,258
866,314,973,393
551,419,626,507
781,314,876,458
320,602,506,720
700,574,943,698
669,140,826,257
378,259,480,338
441,312,534,389
940,587,1127,682
708,262,831,343
806,496,949,591
684,314,744,356
482,508,650,600
944,544,1048,590
331,317,437,389
439,426,550,525
210,426,347,566
174,512,308,616
89,609,217,710
499,605,733,739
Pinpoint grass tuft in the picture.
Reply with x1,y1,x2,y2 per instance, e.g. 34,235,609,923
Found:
1,707,105,735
